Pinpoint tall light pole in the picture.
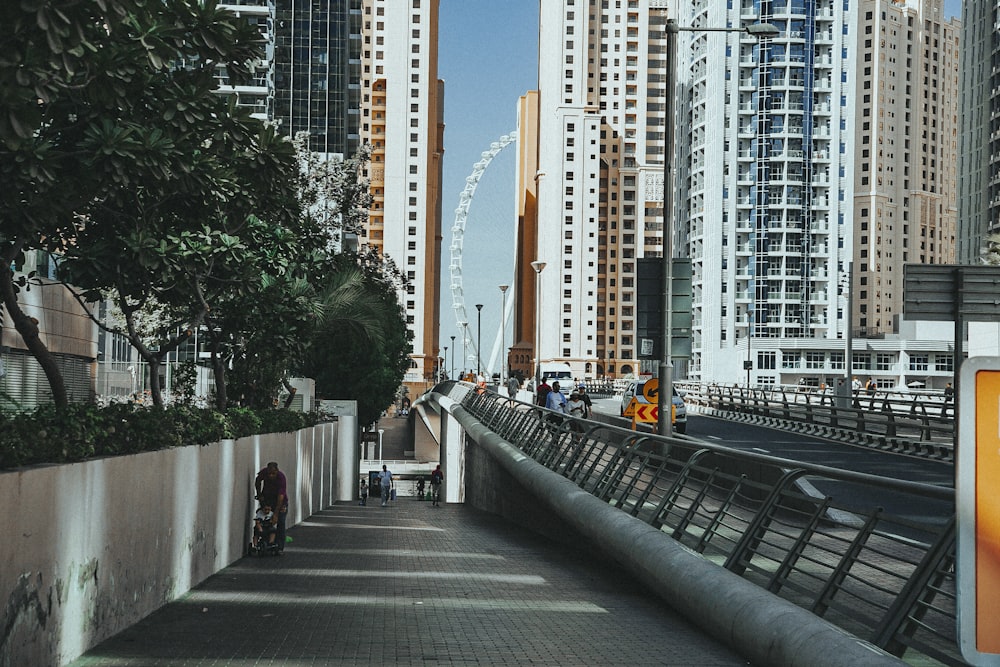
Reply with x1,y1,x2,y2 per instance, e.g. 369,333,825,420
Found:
659,19,779,436
475,304,484,377
462,322,469,378
530,260,546,384
450,334,455,379
499,284,509,387
442,347,448,380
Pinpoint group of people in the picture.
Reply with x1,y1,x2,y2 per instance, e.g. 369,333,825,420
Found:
535,380,593,418
358,464,444,507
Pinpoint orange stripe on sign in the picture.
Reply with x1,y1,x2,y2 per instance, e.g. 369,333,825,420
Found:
976,370,1000,652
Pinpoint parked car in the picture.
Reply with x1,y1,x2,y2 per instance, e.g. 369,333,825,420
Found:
620,379,688,434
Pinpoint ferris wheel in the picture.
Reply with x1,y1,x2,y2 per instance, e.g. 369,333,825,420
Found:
448,131,517,376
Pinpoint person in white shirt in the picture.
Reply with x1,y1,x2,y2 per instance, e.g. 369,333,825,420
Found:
545,381,568,413
378,464,393,507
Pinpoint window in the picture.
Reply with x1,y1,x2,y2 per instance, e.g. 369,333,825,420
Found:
876,353,895,371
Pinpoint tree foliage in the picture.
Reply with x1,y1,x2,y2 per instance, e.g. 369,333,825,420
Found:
1,0,269,407
300,251,412,425
2,2,412,417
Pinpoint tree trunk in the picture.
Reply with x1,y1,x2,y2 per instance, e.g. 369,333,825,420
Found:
144,352,164,406
0,264,69,408
211,347,228,410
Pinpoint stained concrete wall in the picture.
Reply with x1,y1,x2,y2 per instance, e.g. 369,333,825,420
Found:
0,423,339,667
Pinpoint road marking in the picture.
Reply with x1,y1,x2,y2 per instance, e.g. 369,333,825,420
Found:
707,435,722,440
752,447,770,454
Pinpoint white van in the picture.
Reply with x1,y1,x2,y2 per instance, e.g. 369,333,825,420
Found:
620,379,688,434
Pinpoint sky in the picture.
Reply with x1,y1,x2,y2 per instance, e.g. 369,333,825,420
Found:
434,0,963,377
437,0,538,377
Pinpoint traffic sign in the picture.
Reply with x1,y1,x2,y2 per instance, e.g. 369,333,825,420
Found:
623,397,638,418
958,357,1000,665
641,377,659,403
634,404,658,423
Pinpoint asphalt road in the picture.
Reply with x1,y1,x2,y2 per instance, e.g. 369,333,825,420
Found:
591,396,955,528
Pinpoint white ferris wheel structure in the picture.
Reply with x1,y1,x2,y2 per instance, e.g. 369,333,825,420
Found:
448,131,517,378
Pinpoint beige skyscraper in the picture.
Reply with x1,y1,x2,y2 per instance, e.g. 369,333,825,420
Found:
852,0,959,336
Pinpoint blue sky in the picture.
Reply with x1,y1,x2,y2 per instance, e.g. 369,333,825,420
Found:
434,0,963,375
437,0,537,375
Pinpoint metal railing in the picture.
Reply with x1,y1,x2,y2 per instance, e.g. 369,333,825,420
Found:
442,382,963,666
676,383,955,461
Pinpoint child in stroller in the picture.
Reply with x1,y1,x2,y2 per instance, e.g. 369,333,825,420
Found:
250,503,280,555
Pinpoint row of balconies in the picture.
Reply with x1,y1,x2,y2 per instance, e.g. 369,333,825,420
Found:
734,221,830,234
733,289,830,302
736,243,831,255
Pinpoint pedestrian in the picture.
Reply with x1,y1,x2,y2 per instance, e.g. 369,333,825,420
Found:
359,480,368,506
430,464,444,506
536,377,551,407
254,462,288,552
507,375,520,397
943,382,954,402
416,477,425,500
546,381,568,413
865,377,877,396
567,390,587,418
576,383,593,418
379,464,394,507
852,376,862,393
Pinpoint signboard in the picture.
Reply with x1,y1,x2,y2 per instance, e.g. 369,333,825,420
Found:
641,377,660,403
904,264,1000,321
958,357,1000,665
636,257,692,359
629,403,675,425
623,397,638,418
633,404,658,423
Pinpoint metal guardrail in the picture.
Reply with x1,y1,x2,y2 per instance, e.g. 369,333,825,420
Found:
677,383,956,462
443,382,963,666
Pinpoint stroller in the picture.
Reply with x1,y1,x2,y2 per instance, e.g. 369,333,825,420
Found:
249,504,281,556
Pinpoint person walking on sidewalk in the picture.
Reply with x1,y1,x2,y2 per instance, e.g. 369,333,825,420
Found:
430,464,444,506
379,464,394,507
359,480,368,506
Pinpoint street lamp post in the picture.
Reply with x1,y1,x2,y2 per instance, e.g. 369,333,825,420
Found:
462,322,469,378
499,284,509,388
450,335,456,379
475,304,484,377
530,260,546,385
659,19,778,436
442,347,448,380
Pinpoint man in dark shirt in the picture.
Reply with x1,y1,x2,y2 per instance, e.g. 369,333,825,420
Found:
536,379,551,407
255,462,288,552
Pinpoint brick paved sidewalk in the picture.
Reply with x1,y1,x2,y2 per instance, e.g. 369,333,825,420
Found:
70,501,749,666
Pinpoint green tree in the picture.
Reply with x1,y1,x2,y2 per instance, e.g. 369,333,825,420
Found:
301,250,412,425
1,0,264,407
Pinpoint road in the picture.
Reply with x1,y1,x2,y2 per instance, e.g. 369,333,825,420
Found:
592,395,955,527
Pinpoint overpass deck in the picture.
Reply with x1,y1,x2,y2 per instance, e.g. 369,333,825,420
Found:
69,500,747,666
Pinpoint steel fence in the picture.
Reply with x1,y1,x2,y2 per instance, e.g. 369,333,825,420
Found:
442,382,963,666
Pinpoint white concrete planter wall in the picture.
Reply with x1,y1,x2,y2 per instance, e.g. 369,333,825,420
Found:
0,423,342,667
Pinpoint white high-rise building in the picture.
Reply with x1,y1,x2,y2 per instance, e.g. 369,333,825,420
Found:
677,0,855,384
523,0,959,389
360,0,444,387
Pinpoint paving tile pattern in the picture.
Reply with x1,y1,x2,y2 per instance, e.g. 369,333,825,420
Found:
70,499,749,666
